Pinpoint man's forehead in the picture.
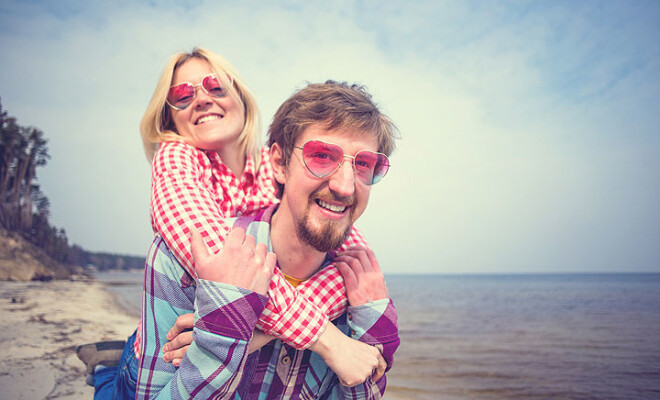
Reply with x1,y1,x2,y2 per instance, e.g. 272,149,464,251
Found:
297,124,378,149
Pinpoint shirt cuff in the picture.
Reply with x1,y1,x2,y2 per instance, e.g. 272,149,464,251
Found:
194,279,268,341
347,298,399,344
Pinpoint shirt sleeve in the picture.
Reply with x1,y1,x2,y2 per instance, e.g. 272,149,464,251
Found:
150,141,231,279
136,236,267,400
150,142,370,352
342,298,400,399
255,226,372,348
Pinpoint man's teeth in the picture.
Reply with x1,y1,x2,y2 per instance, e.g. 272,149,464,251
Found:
197,115,220,124
318,200,347,213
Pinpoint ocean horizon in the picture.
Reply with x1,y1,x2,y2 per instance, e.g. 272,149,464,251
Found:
97,272,660,400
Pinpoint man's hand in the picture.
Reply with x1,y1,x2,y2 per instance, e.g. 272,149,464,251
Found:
163,313,276,366
335,247,389,306
163,313,194,367
309,323,386,386
192,228,276,295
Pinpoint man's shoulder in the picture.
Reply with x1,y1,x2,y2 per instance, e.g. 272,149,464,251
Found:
227,205,277,244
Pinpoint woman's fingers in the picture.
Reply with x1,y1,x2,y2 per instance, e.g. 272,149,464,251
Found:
335,261,358,293
225,227,246,246
190,230,210,264
373,352,387,382
253,250,276,295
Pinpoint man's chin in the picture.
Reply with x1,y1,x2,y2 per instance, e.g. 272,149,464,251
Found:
297,219,352,252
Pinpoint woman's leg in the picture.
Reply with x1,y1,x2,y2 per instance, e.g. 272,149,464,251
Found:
111,330,138,400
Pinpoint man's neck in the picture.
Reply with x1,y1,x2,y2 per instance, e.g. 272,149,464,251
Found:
270,207,327,280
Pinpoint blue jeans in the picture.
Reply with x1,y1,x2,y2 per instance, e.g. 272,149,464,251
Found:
94,330,138,400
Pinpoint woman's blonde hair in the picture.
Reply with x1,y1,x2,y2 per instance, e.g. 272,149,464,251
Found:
140,48,261,164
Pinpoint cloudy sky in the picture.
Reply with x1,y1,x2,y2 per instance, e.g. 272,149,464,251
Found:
1,0,658,274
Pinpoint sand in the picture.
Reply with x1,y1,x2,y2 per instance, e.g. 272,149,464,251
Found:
0,279,138,400
1,278,413,400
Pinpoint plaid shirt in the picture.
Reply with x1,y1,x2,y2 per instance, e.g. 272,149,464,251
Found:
135,142,368,355
136,206,399,400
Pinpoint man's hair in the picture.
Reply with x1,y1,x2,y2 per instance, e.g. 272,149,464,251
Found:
140,47,262,164
267,80,398,197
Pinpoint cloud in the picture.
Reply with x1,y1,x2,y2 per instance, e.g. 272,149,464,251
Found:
1,0,658,272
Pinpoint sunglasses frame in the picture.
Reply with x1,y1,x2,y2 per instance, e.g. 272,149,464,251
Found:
166,74,234,111
294,139,390,186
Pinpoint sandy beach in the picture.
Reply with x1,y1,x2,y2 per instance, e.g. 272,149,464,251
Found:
1,279,138,400
1,277,413,400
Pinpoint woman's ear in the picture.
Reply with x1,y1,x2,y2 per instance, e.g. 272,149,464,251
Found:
270,143,286,185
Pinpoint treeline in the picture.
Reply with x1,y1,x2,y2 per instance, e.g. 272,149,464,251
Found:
0,99,142,272
69,245,145,271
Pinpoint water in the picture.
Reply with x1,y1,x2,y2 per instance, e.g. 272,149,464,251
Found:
96,272,660,399
385,274,660,400
96,270,143,318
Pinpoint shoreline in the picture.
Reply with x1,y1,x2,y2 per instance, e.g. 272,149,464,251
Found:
1,279,138,399
1,277,413,400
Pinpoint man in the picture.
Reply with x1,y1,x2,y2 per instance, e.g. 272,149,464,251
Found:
136,81,399,399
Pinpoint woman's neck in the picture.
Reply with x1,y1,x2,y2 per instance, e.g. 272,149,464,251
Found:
215,143,246,177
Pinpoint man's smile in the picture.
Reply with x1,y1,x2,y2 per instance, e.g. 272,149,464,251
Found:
316,199,348,214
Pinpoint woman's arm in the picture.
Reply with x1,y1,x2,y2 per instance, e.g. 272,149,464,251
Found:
332,248,401,399
150,143,335,349
150,142,230,278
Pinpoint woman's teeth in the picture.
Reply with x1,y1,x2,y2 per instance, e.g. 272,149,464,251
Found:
196,115,220,124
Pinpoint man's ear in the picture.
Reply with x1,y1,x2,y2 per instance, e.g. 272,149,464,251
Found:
270,143,287,185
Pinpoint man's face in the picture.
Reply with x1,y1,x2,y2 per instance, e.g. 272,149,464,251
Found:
272,124,378,252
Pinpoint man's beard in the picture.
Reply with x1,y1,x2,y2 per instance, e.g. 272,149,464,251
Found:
296,211,353,252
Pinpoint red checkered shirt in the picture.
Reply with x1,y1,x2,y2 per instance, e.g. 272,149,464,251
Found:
134,141,368,355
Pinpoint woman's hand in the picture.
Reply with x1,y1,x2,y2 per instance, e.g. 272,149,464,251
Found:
309,323,386,386
334,247,389,306
192,228,276,295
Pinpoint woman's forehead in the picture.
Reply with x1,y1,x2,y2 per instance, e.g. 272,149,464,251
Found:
172,58,214,84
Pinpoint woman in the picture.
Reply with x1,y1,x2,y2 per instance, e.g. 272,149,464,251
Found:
82,48,372,399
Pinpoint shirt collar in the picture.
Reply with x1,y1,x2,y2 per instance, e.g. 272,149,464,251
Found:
206,150,256,185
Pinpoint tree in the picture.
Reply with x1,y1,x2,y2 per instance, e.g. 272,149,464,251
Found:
0,100,50,232
0,98,142,275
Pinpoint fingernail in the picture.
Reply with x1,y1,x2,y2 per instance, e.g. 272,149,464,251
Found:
163,354,170,362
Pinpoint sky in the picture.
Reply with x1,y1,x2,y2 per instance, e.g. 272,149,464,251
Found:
0,0,658,274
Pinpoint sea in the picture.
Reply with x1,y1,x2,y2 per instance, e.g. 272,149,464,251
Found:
96,272,660,400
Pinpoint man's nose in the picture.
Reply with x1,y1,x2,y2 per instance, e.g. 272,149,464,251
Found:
328,158,356,197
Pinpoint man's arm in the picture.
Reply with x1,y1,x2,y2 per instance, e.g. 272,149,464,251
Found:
136,231,274,399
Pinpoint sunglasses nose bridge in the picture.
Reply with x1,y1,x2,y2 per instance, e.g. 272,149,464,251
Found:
328,155,357,195
189,82,214,107
341,154,357,171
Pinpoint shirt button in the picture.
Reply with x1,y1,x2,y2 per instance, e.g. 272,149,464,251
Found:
281,355,291,365
236,211,243,216
350,329,356,336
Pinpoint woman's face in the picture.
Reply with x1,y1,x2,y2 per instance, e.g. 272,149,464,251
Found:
170,58,246,152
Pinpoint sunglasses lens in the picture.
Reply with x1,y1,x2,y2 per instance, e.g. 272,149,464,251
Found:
167,83,194,109
302,141,343,177
355,151,390,185
202,75,229,98
167,75,230,110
